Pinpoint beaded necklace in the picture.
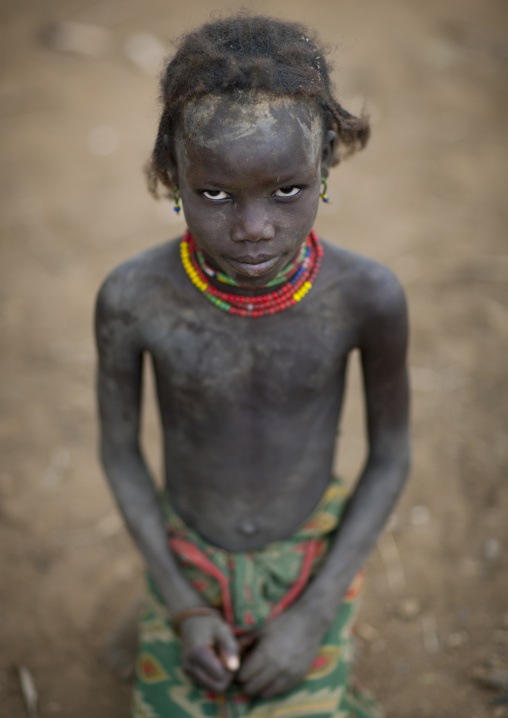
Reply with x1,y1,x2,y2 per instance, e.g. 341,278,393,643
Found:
195,242,308,289
180,230,323,318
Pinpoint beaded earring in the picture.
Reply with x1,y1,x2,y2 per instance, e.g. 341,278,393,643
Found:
173,186,181,214
320,177,329,203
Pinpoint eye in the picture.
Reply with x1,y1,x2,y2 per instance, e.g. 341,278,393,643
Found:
203,190,230,201
274,186,302,198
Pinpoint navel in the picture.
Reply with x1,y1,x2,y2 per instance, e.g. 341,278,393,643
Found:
237,519,258,536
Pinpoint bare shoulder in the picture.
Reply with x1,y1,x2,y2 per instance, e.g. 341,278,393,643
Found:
96,238,182,321
320,238,408,330
94,238,185,356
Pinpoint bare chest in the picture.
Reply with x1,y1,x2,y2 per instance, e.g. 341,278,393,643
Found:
144,301,356,407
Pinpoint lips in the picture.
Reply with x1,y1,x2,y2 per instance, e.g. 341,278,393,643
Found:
225,254,282,277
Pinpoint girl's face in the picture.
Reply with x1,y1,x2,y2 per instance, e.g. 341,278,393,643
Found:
171,96,335,287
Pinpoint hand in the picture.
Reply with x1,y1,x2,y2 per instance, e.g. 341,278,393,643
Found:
179,613,240,693
238,607,324,699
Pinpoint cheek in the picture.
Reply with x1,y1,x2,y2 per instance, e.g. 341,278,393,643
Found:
284,191,320,227
183,203,230,250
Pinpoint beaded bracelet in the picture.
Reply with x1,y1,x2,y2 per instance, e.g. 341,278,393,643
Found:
172,606,221,636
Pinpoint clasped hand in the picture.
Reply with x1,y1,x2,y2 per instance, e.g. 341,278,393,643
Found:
180,606,324,699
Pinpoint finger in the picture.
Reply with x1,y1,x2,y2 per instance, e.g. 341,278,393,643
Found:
218,644,240,672
238,649,267,683
184,660,232,694
238,633,258,654
242,665,279,697
261,674,298,700
215,624,240,672
191,645,229,682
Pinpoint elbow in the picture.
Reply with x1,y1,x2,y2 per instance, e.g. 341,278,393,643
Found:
394,440,412,496
368,436,411,493
99,435,141,479
370,430,411,469
392,434,411,484
398,451,411,495
99,438,117,473
398,439,412,480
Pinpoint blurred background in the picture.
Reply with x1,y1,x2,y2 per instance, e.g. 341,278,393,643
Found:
1,0,507,716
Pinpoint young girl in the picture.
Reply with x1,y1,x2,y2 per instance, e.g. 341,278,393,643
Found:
95,14,410,718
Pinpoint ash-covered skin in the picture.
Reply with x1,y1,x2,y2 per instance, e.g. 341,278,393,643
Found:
170,97,327,288
180,93,322,156
96,94,410,699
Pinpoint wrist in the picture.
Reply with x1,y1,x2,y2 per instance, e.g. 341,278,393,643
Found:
150,569,208,617
172,606,221,636
296,588,343,632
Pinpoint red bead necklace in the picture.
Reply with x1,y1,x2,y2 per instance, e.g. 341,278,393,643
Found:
180,230,323,318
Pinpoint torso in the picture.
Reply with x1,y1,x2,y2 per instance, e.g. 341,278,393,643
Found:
112,237,379,551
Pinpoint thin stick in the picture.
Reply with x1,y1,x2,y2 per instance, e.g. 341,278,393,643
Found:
421,614,440,654
377,531,406,592
18,666,38,718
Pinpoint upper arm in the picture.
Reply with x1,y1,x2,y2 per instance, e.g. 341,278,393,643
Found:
95,272,143,450
357,267,410,461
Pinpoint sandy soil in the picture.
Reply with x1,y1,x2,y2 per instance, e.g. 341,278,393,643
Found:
1,0,507,715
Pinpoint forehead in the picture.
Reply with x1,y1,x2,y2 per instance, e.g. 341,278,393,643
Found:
177,94,323,171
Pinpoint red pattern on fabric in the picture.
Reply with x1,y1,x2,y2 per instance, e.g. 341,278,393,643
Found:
302,519,317,530
267,539,320,622
312,655,329,670
344,569,366,600
169,537,234,626
170,536,324,631
169,517,361,640
243,611,256,626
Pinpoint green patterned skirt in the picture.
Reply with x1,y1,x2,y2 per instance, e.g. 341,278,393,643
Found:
133,479,384,718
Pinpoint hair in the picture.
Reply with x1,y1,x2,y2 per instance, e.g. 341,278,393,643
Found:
147,13,370,198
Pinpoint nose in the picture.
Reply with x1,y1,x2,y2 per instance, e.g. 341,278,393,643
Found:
231,200,275,243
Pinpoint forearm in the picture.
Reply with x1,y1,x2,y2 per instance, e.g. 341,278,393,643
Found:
100,441,205,616
236,450,410,699
298,443,410,627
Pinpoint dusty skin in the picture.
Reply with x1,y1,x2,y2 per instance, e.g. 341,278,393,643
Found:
180,94,322,158
96,96,410,696
1,0,507,716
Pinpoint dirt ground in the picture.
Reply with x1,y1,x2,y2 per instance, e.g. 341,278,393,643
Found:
1,0,507,716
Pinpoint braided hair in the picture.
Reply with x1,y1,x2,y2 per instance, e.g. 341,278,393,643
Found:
147,14,370,198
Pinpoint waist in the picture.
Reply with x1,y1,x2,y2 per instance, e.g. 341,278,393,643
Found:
164,475,342,551
161,476,350,632
163,476,349,550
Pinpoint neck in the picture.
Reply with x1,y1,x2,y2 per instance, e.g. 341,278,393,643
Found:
197,245,306,296
180,230,322,318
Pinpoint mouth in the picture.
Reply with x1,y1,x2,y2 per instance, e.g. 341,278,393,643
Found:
225,254,282,278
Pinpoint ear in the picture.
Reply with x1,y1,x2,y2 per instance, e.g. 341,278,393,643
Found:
166,154,179,188
320,130,337,178
163,134,179,187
